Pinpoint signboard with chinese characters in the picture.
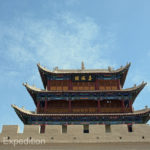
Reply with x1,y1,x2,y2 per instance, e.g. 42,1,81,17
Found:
71,74,96,82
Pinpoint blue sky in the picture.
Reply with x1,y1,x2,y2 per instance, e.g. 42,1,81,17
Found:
0,0,150,132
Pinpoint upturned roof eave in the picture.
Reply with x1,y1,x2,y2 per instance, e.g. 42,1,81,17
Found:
37,63,131,74
23,82,147,103
23,83,37,106
23,82,146,94
120,64,130,88
11,104,150,117
37,63,131,88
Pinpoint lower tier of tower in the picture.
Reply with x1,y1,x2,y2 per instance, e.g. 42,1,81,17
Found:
12,105,150,125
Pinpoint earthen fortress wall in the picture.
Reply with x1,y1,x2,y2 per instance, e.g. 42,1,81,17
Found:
0,124,150,144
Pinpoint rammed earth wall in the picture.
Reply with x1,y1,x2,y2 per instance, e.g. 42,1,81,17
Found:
0,124,150,144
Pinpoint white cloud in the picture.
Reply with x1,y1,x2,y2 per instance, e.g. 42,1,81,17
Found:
0,12,116,85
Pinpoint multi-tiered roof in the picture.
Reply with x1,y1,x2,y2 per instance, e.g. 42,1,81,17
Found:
12,62,150,125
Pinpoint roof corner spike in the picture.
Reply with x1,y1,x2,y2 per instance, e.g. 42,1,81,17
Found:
11,104,15,108
127,62,131,67
142,81,147,86
23,82,26,86
81,61,85,70
23,82,28,87
37,63,40,67
108,66,112,72
54,66,58,71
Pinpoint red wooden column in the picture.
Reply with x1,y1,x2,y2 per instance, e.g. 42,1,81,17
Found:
56,80,58,91
97,99,101,113
61,80,63,91
47,80,50,90
117,79,120,90
44,97,48,113
121,100,125,112
88,82,90,90
69,100,72,113
104,80,106,90
95,79,99,90
109,80,112,90
77,82,80,91
129,101,132,112
37,101,40,113
69,80,72,90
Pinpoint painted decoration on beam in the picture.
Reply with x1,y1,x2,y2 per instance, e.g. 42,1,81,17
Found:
72,74,96,82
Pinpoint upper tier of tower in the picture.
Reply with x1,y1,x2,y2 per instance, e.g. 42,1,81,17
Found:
37,62,131,90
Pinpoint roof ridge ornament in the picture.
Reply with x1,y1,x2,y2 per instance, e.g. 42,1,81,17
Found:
81,61,85,70
108,66,112,72
54,66,58,71
23,82,27,86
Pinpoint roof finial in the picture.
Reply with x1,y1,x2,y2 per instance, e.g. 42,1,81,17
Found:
81,61,85,70
108,66,112,72
145,105,148,109
54,66,58,71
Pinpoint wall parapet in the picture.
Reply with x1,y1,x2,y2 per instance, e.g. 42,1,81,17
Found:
0,124,150,144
